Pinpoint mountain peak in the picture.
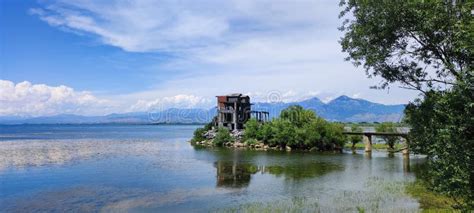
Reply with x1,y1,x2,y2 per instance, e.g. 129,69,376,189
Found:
302,97,323,103
331,95,354,102
0,95,406,124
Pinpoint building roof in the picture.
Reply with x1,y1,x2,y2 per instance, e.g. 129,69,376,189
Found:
216,93,249,98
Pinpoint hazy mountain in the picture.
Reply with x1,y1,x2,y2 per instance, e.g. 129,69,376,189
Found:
0,96,405,124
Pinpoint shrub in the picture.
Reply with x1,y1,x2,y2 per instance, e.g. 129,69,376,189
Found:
195,105,350,151
349,125,363,148
280,105,317,128
240,105,348,151
269,118,296,148
301,117,326,149
405,85,473,208
243,118,260,141
375,122,399,149
213,128,233,146
191,120,214,142
258,123,274,143
244,138,258,146
191,127,207,142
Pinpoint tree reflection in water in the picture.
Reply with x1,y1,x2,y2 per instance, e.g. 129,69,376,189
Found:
214,161,259,188
214,160,343,188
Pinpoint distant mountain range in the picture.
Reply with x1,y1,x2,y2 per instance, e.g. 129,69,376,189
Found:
0,96,406,124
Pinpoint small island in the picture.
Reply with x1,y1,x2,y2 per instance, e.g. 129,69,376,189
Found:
191,94,346,152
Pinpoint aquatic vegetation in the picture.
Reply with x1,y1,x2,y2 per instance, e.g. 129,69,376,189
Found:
0,139,163,170
405,180,457,211
214,179,420,212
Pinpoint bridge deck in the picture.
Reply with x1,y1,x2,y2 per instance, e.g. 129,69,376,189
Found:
343,132,408,137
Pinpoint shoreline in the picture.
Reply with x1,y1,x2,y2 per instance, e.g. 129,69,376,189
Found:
190,139,344,153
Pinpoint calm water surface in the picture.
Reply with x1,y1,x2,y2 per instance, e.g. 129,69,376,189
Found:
0,124,425,212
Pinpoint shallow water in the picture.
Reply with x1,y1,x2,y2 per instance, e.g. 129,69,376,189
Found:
0,124,425,212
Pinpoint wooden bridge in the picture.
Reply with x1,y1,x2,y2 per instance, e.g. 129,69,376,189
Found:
342,131,410,154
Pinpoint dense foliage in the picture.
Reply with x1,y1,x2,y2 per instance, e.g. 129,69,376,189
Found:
405,84,473,207
191,127,207,143
339,0,471,92
191,120,213,143
349,124,363,148
375,122,399,150
339,0,473,208
244,105,346,151
213,128,233,146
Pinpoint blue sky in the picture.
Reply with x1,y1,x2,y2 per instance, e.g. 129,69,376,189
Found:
0,0,420,116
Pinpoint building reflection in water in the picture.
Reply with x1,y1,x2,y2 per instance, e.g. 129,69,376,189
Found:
214,161,260,188
213,159,343,188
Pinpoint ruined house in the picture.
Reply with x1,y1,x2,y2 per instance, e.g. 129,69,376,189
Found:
215,93,269,130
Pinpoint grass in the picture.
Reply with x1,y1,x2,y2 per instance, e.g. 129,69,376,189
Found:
212,177,462,212
212,197,321,213
405,181,458,212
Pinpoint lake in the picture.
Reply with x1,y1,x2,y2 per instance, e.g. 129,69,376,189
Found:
0,124,425,212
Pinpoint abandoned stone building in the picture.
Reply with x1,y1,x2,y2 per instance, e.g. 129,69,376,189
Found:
215,93,269,130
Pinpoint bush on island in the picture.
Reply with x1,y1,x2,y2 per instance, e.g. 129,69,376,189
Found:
191,119,214,143
244,138,258,146
243,118,260,142
213,127,233,147
244,105,347,151
192,105,347,151
191,127,207,143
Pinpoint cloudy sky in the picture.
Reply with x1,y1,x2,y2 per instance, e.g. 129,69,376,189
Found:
0,0,420,116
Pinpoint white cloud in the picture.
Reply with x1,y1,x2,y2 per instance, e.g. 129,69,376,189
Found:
0,78,416,117
0,80,112,116
129,95,212,112
29,0,421,107
30,0,232,52
30,0,338,53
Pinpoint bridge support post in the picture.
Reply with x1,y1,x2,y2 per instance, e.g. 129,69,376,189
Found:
363,134,372,152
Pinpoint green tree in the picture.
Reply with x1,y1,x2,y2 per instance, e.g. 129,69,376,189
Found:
243,118,260,141
259,122,274,143
213,128,233,147
339,0,473,208
349,125,363,149
404,84,473,208
322,123,346,150
302,117,327,149
269,118,296,148
280,105,317,128
191,119,214,143
264,106,346,150
340,0,471,92
375,122,399,150
191,127,207,143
